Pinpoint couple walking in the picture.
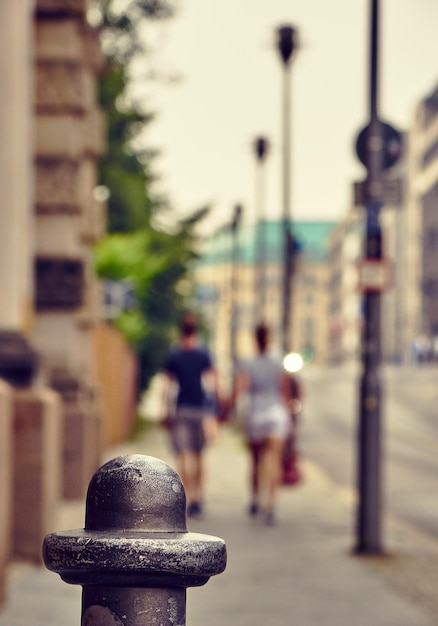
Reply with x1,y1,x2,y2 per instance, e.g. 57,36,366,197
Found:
162,312,299,525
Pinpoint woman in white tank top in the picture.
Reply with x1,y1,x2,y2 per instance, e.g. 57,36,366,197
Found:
234,323,292,526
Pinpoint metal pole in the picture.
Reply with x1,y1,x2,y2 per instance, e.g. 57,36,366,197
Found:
356,0,384,554
230,204,242,377
254,137,269,322
281,63,292,355
276,25,297,356
43,455,226,625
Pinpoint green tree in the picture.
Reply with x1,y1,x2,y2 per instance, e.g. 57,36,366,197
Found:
91,0,176,232
90,0,175,64
98,62,158,232
92,0,209,393
95,207,209,390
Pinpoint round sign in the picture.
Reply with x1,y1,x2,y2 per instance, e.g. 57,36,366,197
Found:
355,121,403,170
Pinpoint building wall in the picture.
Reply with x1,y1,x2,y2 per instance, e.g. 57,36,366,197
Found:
403,83,438,354
328,164,406,366
92,323,138,446
380,201,405,363
195,220,336,379
294,262,332,363
328,209,363,364
0,1,34,332
418,94,438,336
32,2,106,383
403,126,423,354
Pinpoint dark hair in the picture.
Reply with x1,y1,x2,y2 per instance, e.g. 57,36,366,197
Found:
255,323,269,353
180,312,198,337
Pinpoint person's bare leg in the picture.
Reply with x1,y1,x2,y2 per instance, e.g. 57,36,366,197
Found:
249,442,263,514
263,437,285,523
177,451,195,503
192,452,204,504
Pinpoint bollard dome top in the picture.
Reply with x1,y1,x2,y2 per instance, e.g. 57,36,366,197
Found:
85,454,187,533
43,454,227,588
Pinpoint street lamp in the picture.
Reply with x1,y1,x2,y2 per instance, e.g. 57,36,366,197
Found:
276,24,298,356
253,136,270,323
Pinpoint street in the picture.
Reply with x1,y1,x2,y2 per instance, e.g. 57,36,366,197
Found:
2,365,438,625
299,363,438,542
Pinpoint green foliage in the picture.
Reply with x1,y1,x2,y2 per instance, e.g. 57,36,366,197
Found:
93,0,175,233
95,218,206,390
90,0,176,64
98,62,157,233
90,0,212,389
93,0,209,394
95,230,168,284
115,310,148,346
95,225,199,333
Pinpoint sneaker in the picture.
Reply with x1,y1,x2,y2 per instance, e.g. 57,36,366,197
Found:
187,501,203,518
248,503,259,517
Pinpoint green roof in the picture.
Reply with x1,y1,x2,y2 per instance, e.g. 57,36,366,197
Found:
199,219,338,265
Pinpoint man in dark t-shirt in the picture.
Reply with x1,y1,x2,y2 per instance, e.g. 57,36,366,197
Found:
162,312,218,517
164,345,212,409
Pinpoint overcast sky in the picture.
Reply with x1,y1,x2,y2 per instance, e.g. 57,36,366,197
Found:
134,0,438,233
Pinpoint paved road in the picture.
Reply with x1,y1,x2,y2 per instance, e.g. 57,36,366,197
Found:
299,364,438,542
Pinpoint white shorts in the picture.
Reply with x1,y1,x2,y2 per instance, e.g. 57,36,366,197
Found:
245,403,291,443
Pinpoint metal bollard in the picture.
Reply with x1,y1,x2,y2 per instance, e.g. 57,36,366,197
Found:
43,454,227,625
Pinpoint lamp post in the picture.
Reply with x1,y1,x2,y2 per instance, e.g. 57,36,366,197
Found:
276,24,298,356
253,136,270,323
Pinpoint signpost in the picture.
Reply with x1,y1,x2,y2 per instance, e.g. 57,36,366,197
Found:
358,258,391,292
354,0,402,555
355,121,403,171
353,177,403,207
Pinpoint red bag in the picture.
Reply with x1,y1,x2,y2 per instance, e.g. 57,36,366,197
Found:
282,374,303,486
282,432,302,486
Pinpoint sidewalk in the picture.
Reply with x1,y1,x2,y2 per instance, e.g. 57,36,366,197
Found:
1,424,438,626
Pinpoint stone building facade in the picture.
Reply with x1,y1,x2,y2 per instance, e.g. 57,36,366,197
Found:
405,84,438,348
327,208,363,364
194,220,336,384
327,188,404,366
0,0,109,604
32,0,107,499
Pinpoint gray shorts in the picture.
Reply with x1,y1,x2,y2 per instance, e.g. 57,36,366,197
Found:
170,406,206,454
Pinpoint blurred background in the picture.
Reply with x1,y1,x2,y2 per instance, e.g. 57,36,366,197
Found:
1,0,438,609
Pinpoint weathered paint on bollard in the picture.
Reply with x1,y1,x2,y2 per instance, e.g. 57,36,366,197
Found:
43,454,226,625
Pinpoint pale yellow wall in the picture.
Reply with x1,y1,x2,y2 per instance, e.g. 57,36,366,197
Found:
92,323,138,446
195,253,332,376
